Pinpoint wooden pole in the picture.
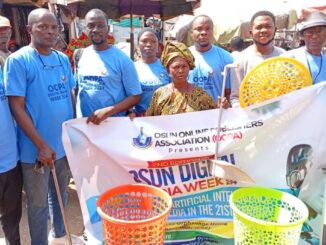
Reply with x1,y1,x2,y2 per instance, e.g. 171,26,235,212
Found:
51,165,73,245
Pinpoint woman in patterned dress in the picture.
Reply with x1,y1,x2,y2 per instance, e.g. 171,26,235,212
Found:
145,42,216,116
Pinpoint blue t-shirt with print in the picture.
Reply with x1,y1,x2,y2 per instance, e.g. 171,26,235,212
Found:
134,59,170,114
4,46,76,163
0,68,18,173
188,45,234,102
283,47,326,85
76,46,142,117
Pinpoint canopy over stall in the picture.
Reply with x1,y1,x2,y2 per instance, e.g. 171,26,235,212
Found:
0,0,44,6
172,0,326,46
172,0,299,45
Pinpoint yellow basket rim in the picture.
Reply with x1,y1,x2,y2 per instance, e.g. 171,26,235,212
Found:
229,186,309,228
96,183,173,225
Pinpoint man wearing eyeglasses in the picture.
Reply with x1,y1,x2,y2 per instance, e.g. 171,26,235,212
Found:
4,8,83,245
283,12,326,85
75,9,141,125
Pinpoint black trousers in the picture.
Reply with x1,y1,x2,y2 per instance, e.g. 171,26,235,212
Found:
0,164,23,245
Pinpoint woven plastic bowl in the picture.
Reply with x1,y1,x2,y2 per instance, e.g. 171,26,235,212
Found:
239,57,312,107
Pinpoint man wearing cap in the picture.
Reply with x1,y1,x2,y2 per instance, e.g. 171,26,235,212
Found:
0,16,12,70
283,11,326,84
0,47,22,245
0,14,22,245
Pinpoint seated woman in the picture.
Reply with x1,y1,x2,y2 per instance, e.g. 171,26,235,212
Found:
145,42,216,116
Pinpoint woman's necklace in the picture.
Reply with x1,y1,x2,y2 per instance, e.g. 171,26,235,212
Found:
305,51,323,84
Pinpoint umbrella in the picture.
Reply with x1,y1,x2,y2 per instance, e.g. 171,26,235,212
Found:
75,0,200,20
61,0,201,59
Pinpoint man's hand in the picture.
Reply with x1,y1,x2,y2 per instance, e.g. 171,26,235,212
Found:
217,96,231,109
87,107,113,125
128,111,137,120
37,143,56,169
86,95,141,125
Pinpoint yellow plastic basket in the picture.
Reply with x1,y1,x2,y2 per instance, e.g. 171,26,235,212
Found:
97,184,172,245
239,57,312,107
229,187,308,245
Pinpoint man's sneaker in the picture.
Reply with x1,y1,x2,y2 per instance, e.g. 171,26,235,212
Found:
48,234,85,245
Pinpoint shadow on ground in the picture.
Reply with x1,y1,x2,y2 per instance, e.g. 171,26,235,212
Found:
0,181,84,244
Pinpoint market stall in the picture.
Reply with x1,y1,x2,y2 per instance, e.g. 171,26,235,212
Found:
47,0,201,59
0,0,43,47
172,0,326,46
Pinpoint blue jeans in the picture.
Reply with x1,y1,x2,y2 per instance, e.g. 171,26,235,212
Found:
22,157,70,245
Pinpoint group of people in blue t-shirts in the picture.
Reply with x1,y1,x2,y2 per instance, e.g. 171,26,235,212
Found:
0,5,325,245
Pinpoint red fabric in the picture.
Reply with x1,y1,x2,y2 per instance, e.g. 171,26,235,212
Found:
299,6,326,21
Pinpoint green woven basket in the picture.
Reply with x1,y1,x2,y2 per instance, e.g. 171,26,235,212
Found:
230,186,308,245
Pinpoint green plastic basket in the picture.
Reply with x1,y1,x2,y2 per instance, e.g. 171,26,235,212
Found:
229,187,308,245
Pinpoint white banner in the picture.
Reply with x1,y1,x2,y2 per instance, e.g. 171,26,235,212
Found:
63,82,326,245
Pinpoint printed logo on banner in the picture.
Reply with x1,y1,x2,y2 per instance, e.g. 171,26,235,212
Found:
132,126,153,149
86,195,101,224
62,82,326,245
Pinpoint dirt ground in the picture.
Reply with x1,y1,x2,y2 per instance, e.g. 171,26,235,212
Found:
0,181,85,245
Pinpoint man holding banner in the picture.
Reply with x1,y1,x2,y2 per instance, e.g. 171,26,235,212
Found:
63,81,326,244
75,9,142,125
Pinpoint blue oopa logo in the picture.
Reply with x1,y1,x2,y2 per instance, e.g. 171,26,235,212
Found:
132,127,152,149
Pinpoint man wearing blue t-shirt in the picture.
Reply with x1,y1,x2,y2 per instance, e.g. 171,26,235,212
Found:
75,9,142,124
0,68,22,245
4,8,83,245
188,15,233,106
282,12,326,85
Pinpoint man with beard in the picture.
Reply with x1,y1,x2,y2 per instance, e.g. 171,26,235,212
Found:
75,9,142,124
188,15,233,107
230,10,285,107
282,11,326,85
